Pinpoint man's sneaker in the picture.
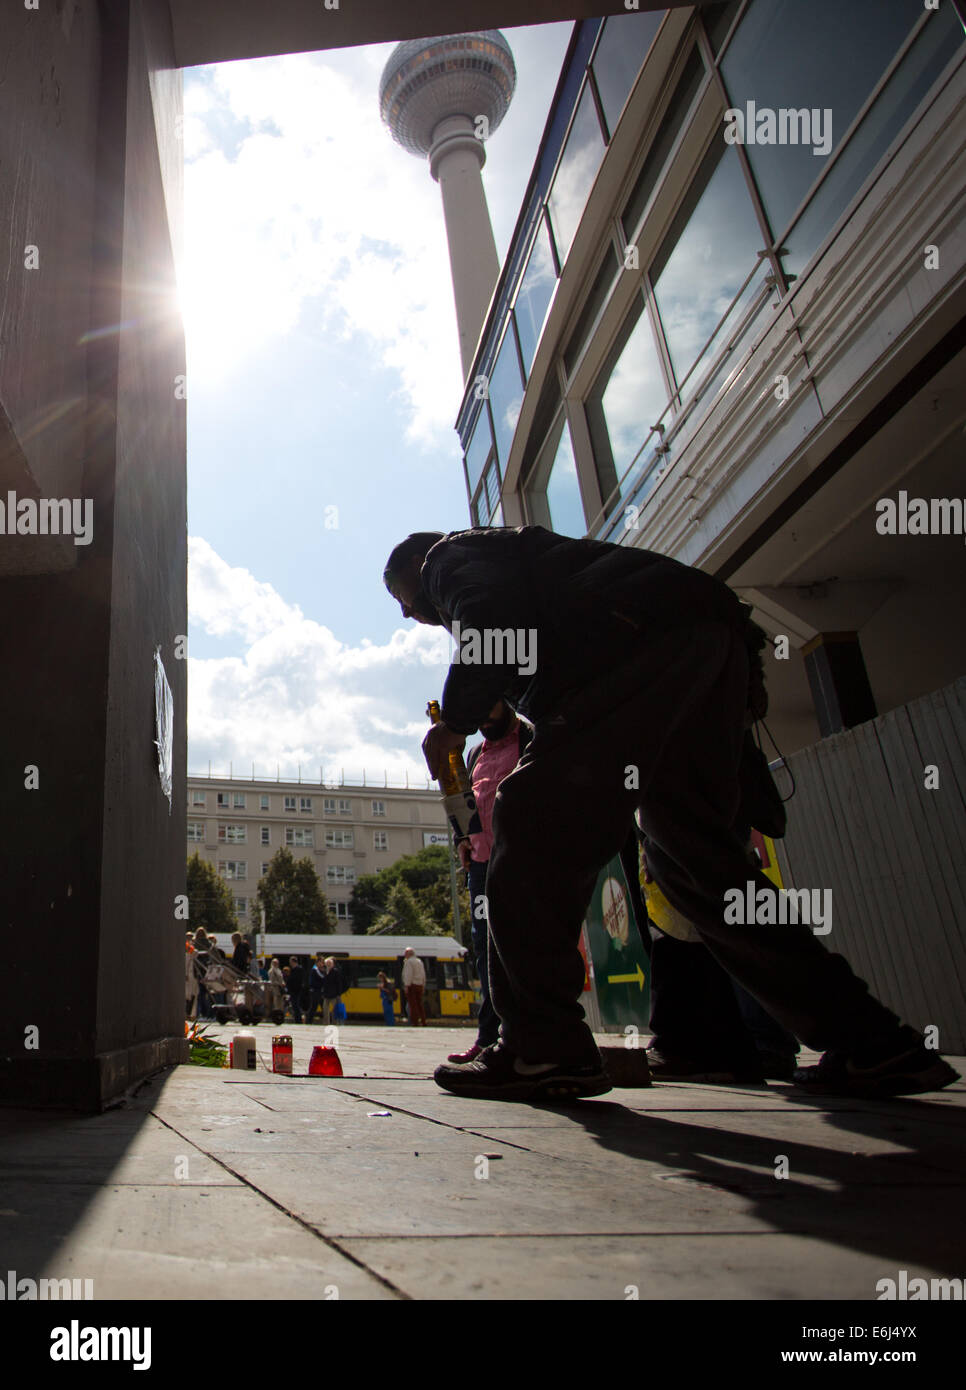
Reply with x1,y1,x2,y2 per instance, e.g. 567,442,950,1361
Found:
446,1043,483,1064
645,1046,765,1085
434,1042,611,1102
794,1029,961,1098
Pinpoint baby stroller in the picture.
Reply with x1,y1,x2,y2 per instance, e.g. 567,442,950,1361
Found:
200,956,285,1025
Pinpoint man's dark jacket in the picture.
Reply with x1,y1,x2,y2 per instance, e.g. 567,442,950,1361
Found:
421,526,746,735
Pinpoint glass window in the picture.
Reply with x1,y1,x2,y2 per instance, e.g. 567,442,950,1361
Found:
651,134,763,395
701,0,744,56
187,823,204,842
548,82,606,264
781,4,964,280
621,47,706,243
487,326,524,469
260,827,270,845
259,794,269,810
514,217,557,376
563,246,620,378
284,795,296,811
464,410,493,495
546,431,586,538
374,831,388,851
585,294,670,509
592,10,666,139
300,797,312,812
192,791,206,806
232,793,246,808
371,800,386,816
720,0,923,242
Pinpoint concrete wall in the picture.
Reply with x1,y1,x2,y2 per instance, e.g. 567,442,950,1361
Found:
0,0,187,1108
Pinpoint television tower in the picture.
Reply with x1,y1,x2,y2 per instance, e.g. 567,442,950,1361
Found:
379,31,517,380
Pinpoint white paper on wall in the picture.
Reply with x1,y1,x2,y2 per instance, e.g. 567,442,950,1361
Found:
154,645,174,813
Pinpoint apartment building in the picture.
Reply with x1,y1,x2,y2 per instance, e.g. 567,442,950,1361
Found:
187,775,450,930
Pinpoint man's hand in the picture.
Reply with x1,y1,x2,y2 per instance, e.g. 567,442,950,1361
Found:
422,721,466,780
457,840,473,872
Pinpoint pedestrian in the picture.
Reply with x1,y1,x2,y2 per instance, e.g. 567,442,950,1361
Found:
384,526,959,1102
447,699,530,1065
267,956,286,1020
305,953,325,1024
377,971,396,1026
192,928,212,1018
321,957,346,1025
286,956,305,1024
231,932,252,976
185,934,198,1021
401,947,426,1026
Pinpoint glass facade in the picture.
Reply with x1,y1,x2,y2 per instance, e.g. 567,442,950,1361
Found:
487,325,525,469
585,294,669,509
464,408,493,495
780,4,963,279
719,0,925,243
592,10,666,139
650,134,764,399
456,3,961,551
514,217,557,377
548,81,606,264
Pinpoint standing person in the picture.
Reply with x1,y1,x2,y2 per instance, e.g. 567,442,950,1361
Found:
231,932,252,976
377,971,396,1026
447,699,530,1065
383,526,959,1102
305,953,325,1024
185,934,199,1021
321,957,346,1025
286,956,306,1025
401,947,426,1027
268,957,286,1019
192,928,212,1018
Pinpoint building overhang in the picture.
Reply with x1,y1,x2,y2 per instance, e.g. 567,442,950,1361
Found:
168,1,705,68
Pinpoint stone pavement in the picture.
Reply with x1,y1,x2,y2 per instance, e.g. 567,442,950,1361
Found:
2,1024,964,1301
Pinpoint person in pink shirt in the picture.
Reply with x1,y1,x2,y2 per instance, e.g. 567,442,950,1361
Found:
447,700,530,1064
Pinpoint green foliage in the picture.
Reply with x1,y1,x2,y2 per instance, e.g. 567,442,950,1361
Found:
254,846,333,934
367,880,436,936
351,844,460,936
186,852,238,935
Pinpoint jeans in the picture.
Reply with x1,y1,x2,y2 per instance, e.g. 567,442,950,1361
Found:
305,992,322,1024
468,859,500,1048
381,997,395,1025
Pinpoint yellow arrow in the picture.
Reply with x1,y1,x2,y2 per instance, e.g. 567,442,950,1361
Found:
606,964,646,989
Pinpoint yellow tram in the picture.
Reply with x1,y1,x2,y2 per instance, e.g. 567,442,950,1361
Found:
254,934,476,1020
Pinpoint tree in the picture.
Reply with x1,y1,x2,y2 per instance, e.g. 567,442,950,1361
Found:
254,846,333,934
351,844,457,934
186,852,238,935
368,881,436,936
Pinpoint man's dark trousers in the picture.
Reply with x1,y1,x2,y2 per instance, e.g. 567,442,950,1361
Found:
485,621,901,1064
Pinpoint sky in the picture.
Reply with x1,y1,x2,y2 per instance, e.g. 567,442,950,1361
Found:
180,22,574,786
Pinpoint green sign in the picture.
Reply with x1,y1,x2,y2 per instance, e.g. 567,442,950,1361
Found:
583,855,650,1031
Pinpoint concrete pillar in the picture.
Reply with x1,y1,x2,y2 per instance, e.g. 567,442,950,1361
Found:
0,0,188,1110
429,115,501,382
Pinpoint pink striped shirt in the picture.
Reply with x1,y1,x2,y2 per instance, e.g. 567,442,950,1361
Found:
469,723,524,863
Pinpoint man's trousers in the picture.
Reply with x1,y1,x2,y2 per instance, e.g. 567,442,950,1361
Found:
485,621,900,1064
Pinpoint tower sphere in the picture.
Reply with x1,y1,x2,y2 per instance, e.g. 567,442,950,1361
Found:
379,31,516,157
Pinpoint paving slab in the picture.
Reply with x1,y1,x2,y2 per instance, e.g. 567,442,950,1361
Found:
0,1026,962,1301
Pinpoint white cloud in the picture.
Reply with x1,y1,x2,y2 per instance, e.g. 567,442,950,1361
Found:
188,536,454,784
180,50,465,445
